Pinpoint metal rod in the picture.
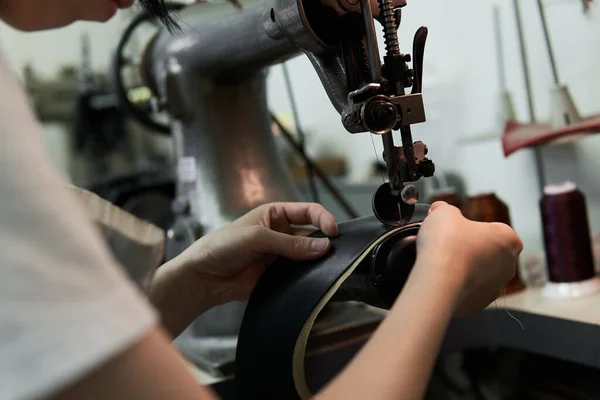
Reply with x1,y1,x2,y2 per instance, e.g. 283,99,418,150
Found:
513,0,546,192
360,0,382,82
493,6,507,91
271,114,359,220
399,125,417,180
361,0,400,193
536,0,561,86
282,64,305,147
513,0,536,123
282,63,320,203
382,132,399,190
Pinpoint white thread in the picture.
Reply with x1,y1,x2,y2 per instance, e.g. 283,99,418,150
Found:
493,299,506,335
370,133,386,183
503,288,525,330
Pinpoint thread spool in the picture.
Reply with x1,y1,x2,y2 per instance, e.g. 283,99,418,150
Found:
429,188,463,209
540,182,600,298
462,193,525,295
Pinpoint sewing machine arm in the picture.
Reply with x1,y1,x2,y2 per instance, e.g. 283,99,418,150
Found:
144,0,433,226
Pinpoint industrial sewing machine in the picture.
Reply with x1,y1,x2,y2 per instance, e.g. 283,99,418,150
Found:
113,0,434,379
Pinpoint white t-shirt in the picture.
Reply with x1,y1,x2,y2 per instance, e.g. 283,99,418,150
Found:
0,54,157,399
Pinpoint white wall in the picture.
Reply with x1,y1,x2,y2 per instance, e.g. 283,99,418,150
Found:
0,8,140,78
2,0,600,249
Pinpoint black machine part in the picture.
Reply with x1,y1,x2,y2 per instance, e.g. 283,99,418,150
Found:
372,182,416,226
371,225,418,304
330,223,419,309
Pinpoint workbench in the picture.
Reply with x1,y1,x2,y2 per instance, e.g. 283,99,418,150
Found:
443,287,600,369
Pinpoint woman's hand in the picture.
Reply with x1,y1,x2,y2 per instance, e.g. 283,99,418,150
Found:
416,201,523,316
187,202,338,306
149,202,338,336
317,202,523,400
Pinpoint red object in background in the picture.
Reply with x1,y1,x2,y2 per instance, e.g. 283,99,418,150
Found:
502,115,600,157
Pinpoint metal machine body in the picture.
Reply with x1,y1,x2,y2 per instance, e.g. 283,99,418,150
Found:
145,3,305,259
136,0,434,375
144,0,434,243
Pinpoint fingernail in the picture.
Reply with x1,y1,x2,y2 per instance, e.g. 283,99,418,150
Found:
311,238,330,252
331,222,339,236
324,222,339,237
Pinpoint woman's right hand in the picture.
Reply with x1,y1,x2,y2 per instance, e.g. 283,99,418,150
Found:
416,202,523,316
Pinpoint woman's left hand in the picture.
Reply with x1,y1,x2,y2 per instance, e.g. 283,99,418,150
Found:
150,203,338,336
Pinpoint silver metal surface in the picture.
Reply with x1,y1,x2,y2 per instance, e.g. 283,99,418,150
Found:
148,1,327,89
378,0,401,56
359,0,382,82
174,71,303,235
148,2,317,238
146,1,373,240
306,51,351,114
143,1,350,371
513,0,546,193
356,0,398,194
401,185,419,205
394,93,426,126
348,83,381,100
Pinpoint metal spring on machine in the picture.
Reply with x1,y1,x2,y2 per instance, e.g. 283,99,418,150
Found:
378,0,400,56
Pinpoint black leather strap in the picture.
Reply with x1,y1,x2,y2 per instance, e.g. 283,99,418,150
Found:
236,206,429,399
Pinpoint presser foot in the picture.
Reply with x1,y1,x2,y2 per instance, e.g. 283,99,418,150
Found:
372,183,417,226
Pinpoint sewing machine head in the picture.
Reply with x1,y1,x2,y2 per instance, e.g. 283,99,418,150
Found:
264,0,435,225
118,0,434,236
321,0,434,226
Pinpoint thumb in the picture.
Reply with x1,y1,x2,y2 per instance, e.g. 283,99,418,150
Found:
428,201,449,214
247,226,331,260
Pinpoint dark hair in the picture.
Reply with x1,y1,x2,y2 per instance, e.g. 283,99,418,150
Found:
139,0,180,31
139,0,241,32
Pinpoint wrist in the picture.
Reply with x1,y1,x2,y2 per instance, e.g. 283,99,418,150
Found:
149,257,214,337
410,255,466,311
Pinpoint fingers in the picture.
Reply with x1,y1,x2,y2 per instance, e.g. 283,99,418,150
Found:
266,203,339,237
291,227,319,237
263,204,291,234
245,226,332,260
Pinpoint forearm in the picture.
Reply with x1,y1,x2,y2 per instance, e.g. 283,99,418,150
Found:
148,260,213,338
317,256,462,400
51,328,218,400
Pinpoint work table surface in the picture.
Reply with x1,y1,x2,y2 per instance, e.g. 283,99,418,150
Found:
445,285,600,369
497,286,600,326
